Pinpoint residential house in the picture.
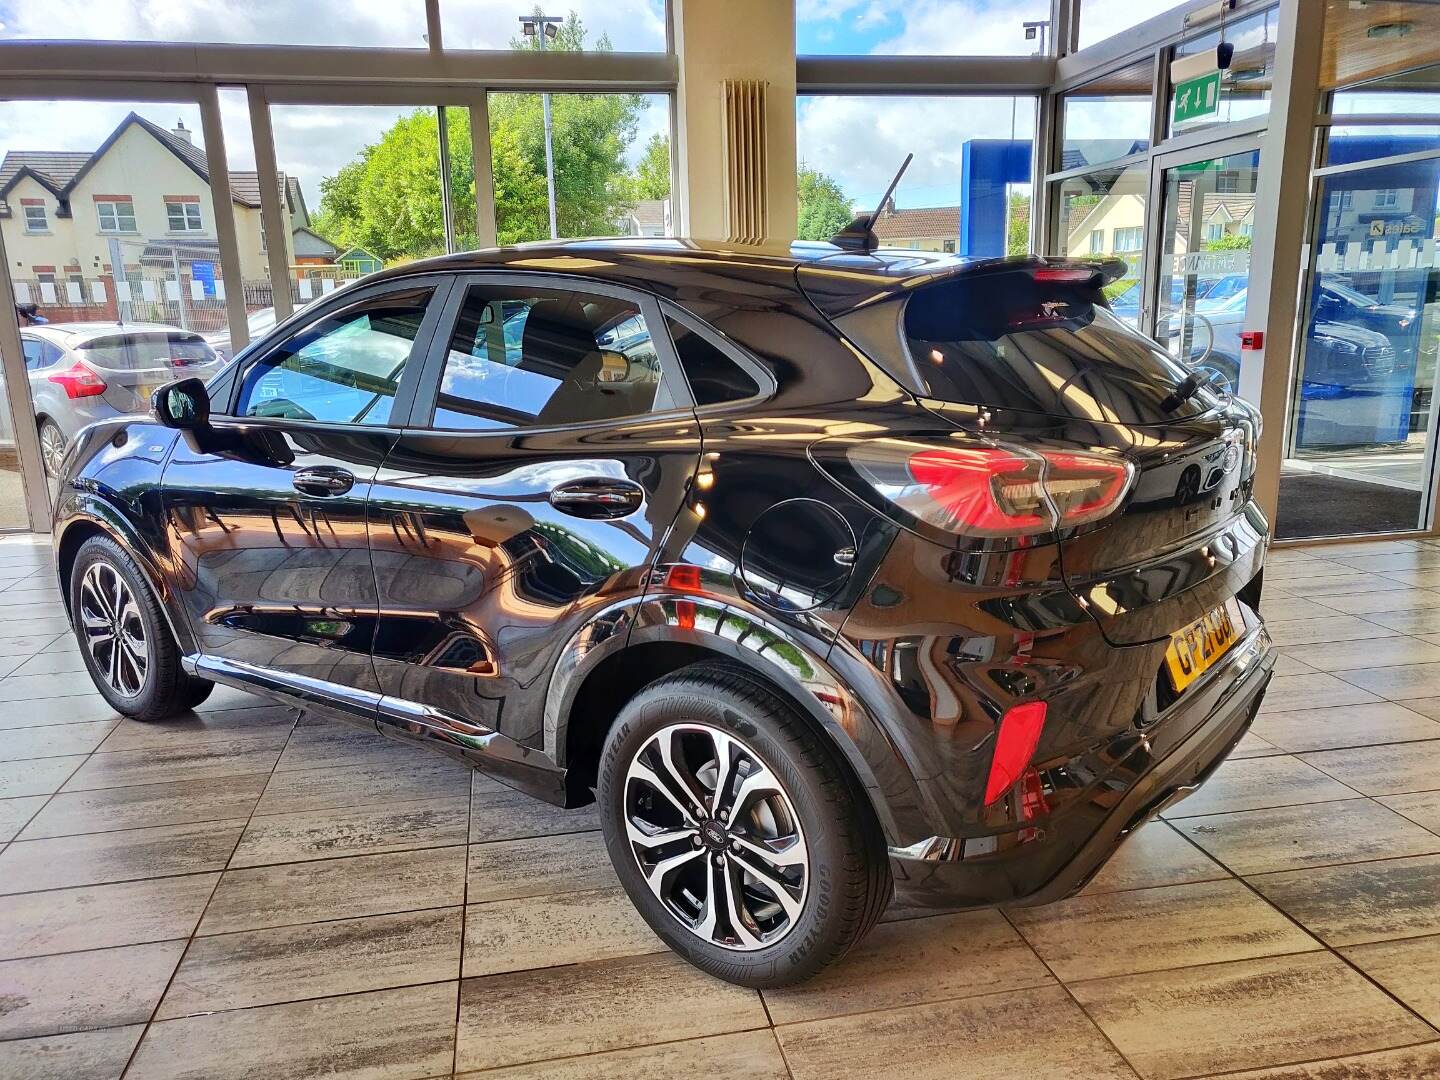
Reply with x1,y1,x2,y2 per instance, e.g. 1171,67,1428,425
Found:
872,204,960,252
620,198,670,237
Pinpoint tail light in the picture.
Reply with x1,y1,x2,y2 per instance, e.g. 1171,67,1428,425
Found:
846,440,1134,540
985,701,1048,805
48,362,107,400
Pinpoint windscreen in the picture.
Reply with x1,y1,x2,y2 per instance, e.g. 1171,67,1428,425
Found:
903,270,1223,424
78,332,214,371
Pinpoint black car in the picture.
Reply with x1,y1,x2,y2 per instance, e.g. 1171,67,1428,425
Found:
52,239,1274,988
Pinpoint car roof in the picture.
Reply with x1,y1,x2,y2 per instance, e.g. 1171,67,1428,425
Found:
22,321,195,343
362,237,1014,318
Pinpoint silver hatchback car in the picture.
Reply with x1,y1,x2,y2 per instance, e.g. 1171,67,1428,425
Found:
20,322,223,474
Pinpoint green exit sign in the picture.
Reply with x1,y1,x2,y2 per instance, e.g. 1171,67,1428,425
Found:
1173,70,1221,124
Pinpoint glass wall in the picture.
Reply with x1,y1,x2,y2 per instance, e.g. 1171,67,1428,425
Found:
796,95,1036,254
1169,6,1278,136
797,1,1053,56
442,2,667,52
1076,0,1188,53
1054,165,1148,326
1061,60,1154,169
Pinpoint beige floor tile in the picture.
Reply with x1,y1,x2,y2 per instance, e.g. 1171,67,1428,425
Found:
0,755,85,798
1269,654,1316,677
1339,662,1440,702
0,1024,145,1080
1328,550,1440,573
470,785,599,843
0,793,43,841
128,982,457,1080
1256,673,1381,715
1250,853,1440,947
0,720,116,761
1069,951,1435,1080
1253,701,1440,753
1301,740,1440,796
455,1030,789,1080
1361,608,1440,636
1011,878,1318,982
1312,587,1440,615
1082,821,1229,895
1382,788,1440,834
9,650,88,679
0,940,184,1040
462,886,661,976
0,671,106,702
1262,618,1401,650
273,719,431,772
157,906,463,1018
201,845,466,935
1376,567,1440,588
1282,635,1440,672
255,755,472,816
764,908,1052,1025
0,819,244,894
1340,934,1440,1027
1164,754,1358,818
777,984,1136,1080
59,740,282,791
98,707,295,753
0,874,217,960
229,795,469,867
18,774,267,839
1229,731,1287,759
1188,1043,1440,1079
454,952,767,1073
1172,799,1440,875
1260,596,1349,622
466,830,615,903
1391,693,1440,721
0,633,67,659
0,696,122,730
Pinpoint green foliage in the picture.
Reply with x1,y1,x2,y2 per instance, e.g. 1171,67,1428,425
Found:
630,133,671,200
1204,233,1253,252
1007,193,1031,256
311,10,651,258
796,166,852,242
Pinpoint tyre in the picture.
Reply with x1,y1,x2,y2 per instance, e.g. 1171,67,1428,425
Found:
69,534,213,720
598,661,891,987
39,419,66,478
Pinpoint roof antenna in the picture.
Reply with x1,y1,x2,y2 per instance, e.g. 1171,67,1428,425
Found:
831,153,912,253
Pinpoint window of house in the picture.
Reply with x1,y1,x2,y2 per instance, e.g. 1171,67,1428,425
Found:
1239,222,1254,237
431,284,670,430
666,316,760,406
1089,229,1105,254
1205,222,1225,243
1374,188,1399,209
166,201,204,232
22,204,47,232
96,200,137,233
1113,226,1143,252
235,286,434,425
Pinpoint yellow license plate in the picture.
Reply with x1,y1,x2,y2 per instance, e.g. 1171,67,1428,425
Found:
1165,600,1242,693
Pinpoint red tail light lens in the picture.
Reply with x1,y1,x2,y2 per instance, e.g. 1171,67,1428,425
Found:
48,362,108,400
985,701,1048,805
847,440,1133,540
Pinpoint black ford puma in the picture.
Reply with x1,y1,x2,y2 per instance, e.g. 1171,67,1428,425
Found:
53,238,1273,987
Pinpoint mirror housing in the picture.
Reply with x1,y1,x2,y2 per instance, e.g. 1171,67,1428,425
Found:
152,377,211,430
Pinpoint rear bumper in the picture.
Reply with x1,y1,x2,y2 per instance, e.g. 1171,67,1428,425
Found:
889,622,1274,908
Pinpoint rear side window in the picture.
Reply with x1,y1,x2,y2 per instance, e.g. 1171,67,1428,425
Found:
430,284,672,430
666,317,760,406
235,286,433,425
904,270,1221,424
77,332,211,371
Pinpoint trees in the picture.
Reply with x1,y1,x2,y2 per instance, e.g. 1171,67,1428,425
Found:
630,132,671,200
310,11,647,258
796,167,852,242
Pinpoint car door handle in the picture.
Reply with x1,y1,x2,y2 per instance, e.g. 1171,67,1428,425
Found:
293,466,355,497
549,479,644,519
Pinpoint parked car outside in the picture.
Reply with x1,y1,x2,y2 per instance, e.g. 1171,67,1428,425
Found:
21,322,222,475
203,300,318,362
52,241,1274,988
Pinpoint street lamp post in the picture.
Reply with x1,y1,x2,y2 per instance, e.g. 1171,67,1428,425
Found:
521,14,563,240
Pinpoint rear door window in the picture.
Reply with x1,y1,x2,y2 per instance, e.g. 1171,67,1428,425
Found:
903,269,1222,424
77,332,209,371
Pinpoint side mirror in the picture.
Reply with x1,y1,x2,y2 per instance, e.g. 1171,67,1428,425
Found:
153,377,211,430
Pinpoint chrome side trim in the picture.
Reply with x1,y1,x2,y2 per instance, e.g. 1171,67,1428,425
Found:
187,654,382,720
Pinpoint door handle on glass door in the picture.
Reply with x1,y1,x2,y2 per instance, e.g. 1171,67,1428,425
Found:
292,466,355,497
549,479,644,519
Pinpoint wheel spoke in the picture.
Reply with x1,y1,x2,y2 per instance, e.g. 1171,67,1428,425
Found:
721,858,765,948
728,760,782,820
731,831,807,869
707,729,742,818
729,849,803,922
653,729,708,816
639,845,705,891
625,818,697,851
627,758,698,825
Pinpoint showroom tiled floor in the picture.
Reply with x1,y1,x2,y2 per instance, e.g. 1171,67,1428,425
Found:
3,534,1440,1078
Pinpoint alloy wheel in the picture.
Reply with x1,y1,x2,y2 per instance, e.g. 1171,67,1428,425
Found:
622,722,809,951
78,561,148,697
40,423,65,477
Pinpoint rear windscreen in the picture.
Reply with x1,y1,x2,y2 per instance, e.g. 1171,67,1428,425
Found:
903,270,1222,424
77,333,213,371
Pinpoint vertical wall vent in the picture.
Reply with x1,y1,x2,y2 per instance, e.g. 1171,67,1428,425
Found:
720,79,768,245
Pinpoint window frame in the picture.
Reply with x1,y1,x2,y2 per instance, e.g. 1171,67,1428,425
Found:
21,203,47,232
95,199,137,233
216,273,456,432
659,300,775,413
407,270,696,434
166,200,204,232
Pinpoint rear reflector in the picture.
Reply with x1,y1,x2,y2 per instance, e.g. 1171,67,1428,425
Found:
48,362,107,400
847,440,1134,540
984,701,1048,806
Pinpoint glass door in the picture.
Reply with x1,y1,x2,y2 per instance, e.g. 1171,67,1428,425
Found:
1147,142,1263,395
